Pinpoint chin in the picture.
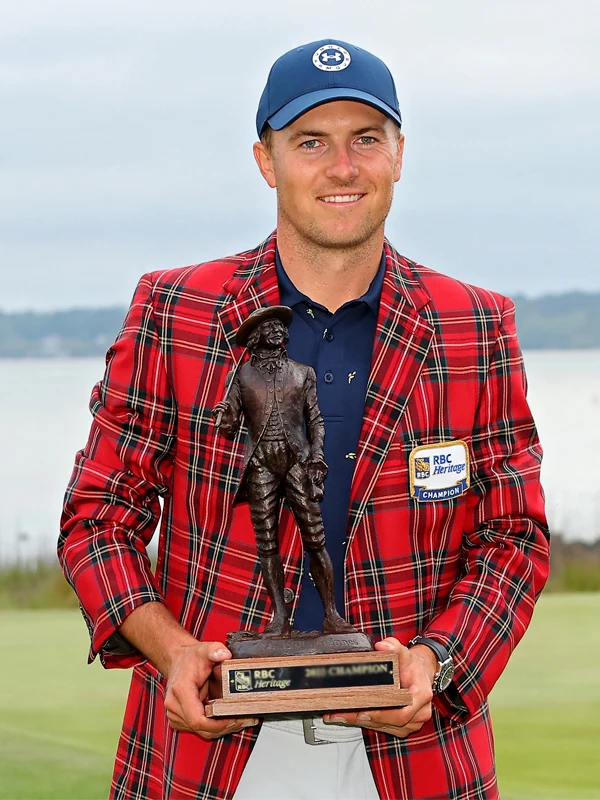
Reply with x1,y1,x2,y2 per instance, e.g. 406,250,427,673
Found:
295,210,387,250
309,227,381,250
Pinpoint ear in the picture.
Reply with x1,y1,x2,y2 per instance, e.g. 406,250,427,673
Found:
253,141,277,189
394,132,405,183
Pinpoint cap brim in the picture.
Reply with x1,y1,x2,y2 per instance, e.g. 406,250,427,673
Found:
267,88,401,131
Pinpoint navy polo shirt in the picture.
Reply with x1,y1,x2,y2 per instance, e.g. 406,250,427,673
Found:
276,250,385,631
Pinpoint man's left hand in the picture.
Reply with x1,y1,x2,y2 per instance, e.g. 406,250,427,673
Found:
323,637,437,738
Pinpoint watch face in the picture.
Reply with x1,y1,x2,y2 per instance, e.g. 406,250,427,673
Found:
435,660,455,693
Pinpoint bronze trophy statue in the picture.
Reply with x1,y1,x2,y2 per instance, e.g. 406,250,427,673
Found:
206,306,410,717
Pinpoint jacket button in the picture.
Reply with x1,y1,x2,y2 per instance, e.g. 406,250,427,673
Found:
284,587,295,604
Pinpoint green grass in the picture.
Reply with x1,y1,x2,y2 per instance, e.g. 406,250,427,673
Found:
490,594,600,799
1,598,599,799
0,610,130,800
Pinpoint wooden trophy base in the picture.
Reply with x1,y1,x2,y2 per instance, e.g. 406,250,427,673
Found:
205,650,412,718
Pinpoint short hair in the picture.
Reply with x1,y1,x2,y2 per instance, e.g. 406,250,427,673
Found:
260,124,274,151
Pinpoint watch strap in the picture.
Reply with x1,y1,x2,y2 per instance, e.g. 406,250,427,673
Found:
408,635,451,665
408,635,454,694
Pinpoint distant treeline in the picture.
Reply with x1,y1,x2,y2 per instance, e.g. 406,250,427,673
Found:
513,292,600,350
0,533,597,608
1,291,600,357
0,307,125,358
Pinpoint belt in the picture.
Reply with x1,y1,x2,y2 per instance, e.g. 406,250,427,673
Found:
262,716,364,745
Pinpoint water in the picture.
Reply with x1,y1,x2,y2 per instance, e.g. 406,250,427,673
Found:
521,350,600,541
1,352,599,561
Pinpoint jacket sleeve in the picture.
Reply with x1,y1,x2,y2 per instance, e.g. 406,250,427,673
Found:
423,297,550,720
58,274,176,669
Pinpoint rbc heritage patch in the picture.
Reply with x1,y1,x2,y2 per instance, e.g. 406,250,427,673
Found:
409,441,470,502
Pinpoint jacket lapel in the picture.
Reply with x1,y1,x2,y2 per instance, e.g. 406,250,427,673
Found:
215,232,301,565
347,243,435,542
211,233,281,498
215,234,435,550
216,232,281,356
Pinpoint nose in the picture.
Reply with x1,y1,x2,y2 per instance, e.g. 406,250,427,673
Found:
324,143,359,183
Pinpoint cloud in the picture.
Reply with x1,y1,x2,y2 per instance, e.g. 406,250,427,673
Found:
1,0,599,308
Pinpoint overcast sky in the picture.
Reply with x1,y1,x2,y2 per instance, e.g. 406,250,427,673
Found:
1,0,599,311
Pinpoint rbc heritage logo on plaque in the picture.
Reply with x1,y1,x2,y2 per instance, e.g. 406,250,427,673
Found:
409,441,470,502
234,671,252,692
313,44,352,72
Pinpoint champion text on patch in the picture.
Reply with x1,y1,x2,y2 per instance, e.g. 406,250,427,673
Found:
409,440,470,502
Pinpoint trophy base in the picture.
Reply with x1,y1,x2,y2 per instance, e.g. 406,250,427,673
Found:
227,630,374,659
205,651,412,718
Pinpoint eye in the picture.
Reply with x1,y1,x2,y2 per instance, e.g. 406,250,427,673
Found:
357,136,376,146
300,139,321,150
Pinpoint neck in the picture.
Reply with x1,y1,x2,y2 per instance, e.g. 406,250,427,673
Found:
276,219,385,313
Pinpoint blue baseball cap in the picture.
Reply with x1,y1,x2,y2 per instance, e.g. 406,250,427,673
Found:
256,39,402,138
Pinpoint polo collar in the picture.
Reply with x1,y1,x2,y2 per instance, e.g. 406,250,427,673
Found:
275,248,385,317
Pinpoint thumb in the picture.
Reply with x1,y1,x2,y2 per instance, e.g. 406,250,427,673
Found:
205,643,232,664
375,636,411,667
375,637,412,667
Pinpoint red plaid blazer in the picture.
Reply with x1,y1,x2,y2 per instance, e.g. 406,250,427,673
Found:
59,232,549,800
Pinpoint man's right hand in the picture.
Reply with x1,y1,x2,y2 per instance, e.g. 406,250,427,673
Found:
164,641,259,739
117,603,259,740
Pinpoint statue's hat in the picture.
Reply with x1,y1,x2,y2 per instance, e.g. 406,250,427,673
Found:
235,305,293,347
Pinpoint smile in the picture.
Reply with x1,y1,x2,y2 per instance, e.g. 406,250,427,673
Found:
318,194,364,204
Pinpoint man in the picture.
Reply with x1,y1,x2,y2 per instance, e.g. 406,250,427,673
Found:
59,39,549,800
212,306,354,637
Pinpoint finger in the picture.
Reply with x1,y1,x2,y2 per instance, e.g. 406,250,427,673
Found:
370,698,431,729
374,637,402,651
166,708,189,731
167,702,259,737
164,689,187,721
362,720,424,738
166,707,235,736
325,698,430,729
170,680,207,730
194,717,260,739
404,681,433,714
190,717,260,739
374,637,414,669
411,703,433,725
324,709,385,726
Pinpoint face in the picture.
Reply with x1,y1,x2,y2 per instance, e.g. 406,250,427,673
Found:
254,100,404,251
256,319,287,348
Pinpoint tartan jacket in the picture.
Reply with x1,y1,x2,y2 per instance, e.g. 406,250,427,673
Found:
59,232,549,800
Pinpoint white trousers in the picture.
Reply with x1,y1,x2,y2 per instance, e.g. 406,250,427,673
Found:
233,718,380,800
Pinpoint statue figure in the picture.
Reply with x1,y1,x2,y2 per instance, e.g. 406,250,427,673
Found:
213,306,357,638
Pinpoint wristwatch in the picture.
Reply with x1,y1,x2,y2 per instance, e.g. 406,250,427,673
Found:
408,635,454,694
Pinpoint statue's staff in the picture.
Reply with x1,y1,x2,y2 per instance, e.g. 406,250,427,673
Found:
213,350,246,429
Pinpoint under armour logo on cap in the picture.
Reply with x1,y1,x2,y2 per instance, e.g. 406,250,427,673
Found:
313,44,352,72
256,39,402,136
